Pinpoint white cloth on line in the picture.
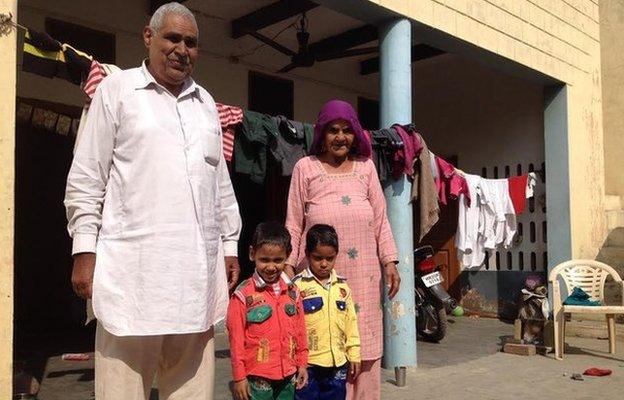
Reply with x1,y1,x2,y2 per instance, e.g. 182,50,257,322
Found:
456,174,487,269
527,172,537,198
65,62,241,336
479,178,517,250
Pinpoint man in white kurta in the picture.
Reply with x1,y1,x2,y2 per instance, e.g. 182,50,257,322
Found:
64,3,241,399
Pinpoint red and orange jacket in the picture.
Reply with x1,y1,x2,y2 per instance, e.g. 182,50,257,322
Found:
226,272,308,381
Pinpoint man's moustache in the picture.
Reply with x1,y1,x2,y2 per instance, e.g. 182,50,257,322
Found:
168,58,189,66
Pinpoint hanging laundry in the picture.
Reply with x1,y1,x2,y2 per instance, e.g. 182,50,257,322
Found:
61,43,93,84
479,178,517,250
410,132,440,241
83,60,105,101
429,150,438,181
526,172,537,198
22,28,64,78
271,116,307,176
301,122,315,155
434,156,470,206
455,174,487,269
216,103,243,162
506,172,538,215
392,125,422,179
234,110,279,184
507,174,528,214
22,28,93,85
73,63,122,151
369,129,399,181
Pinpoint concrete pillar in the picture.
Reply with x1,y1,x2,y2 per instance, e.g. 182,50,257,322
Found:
0,1,18,397
544,85,572,306
379,19,417,374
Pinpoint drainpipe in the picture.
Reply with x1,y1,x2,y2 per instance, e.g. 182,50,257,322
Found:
379,18,417,385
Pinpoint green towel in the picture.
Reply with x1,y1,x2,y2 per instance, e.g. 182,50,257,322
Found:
563,287,601,306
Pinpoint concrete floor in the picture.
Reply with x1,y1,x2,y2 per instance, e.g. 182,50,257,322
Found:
33,317,624,400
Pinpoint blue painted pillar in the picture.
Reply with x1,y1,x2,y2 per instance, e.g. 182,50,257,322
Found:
544,85,572,308
379,19,417,371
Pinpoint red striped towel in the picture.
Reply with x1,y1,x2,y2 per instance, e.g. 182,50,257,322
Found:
83,60,105,101
216,103,243,162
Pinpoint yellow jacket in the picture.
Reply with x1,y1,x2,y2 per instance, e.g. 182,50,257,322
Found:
294,269,361,367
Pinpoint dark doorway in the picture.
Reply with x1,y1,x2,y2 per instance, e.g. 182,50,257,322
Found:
14,98,95,385
248,71,294,119
358,97,379,130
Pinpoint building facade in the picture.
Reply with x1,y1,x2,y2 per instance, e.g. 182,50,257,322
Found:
1,0,622,395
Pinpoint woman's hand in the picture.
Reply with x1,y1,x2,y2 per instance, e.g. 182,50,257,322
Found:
384,262,401,299
349,361,361,380
233,378,250,400
295,366,309,389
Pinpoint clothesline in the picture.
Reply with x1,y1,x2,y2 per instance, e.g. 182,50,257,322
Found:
17,25,542,271
16,25,542,197
0,12,28,32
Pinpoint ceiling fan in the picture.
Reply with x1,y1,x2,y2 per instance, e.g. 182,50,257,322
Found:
248,14,379,73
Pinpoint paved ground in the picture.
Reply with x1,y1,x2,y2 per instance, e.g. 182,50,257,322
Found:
31,317,624,399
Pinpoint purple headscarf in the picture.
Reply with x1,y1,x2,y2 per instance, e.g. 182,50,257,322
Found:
309,100,372,158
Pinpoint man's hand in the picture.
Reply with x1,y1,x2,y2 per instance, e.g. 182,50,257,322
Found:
233,378,250,400
72,253,96,299
384,262,401,299
295,366,308,390
349,361,361,380
225,256,240,291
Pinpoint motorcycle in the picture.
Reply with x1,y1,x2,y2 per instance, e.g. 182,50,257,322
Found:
414,245,457,342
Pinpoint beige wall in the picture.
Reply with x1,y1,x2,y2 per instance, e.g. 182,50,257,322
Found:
600,0,624,198
0,0,17,396
373,0,606,259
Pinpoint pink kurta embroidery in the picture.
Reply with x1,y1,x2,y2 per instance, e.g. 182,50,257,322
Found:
286,156,398,360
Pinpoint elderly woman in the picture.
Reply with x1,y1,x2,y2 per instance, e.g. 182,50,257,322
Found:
285,100,400,400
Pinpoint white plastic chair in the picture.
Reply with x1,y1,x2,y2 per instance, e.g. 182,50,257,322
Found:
548,259,624,360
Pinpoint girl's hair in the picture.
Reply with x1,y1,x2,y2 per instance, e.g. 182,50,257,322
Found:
305,224,339,254
251,222,292,255
309,100,372,158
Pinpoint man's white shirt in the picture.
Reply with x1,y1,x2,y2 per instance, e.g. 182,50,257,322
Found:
65,62,241,336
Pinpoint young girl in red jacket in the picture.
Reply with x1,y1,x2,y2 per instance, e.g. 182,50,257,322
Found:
227,222,309,400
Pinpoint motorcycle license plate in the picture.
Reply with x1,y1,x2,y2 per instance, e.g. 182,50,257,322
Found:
422,271,443,287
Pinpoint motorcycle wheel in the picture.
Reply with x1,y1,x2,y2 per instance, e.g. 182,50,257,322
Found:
417,301,447,342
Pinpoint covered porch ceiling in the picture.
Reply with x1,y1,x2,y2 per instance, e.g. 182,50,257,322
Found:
180,0,445,76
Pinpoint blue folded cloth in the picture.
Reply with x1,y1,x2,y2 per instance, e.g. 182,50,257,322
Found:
563,287,601,306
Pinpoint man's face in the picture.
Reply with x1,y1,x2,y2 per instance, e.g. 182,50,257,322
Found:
143,13,198,91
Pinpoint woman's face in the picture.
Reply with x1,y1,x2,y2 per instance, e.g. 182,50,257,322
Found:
322,119,355,159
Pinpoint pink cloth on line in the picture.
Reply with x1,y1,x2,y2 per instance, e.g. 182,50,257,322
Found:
285,156,398,360
216,103,243,162
435,156,470,206
392,124,423,179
